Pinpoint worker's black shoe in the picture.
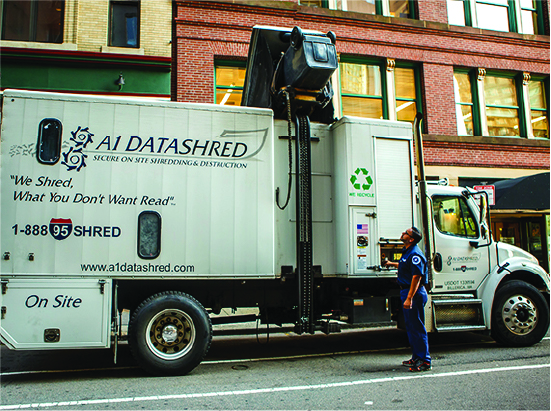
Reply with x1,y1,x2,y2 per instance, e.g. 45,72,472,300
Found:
402,358,417,367
409,360,431,372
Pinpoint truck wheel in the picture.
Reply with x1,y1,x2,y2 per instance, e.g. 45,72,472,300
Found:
129,291,212,376
491,280,549,347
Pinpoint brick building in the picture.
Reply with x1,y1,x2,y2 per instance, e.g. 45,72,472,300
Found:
172,0,550,269
1,0,172,98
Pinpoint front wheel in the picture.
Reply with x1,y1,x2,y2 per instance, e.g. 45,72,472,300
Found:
491,280,549,347
129,291,212,376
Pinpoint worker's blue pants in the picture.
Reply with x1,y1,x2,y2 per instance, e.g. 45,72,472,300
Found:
400,287,431,363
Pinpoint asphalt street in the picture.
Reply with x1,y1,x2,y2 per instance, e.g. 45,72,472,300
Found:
1,326,549,410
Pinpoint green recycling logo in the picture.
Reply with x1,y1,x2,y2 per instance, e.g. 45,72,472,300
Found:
350,168,373,191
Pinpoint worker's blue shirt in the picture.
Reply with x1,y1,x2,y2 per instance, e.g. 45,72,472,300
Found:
397,244,428,287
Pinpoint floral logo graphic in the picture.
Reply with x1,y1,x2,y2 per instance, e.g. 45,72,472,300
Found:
61,126,93,171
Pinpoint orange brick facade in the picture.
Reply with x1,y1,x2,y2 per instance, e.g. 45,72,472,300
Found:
173,0,550,175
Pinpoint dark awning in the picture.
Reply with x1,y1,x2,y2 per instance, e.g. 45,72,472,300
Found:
491,172,550,211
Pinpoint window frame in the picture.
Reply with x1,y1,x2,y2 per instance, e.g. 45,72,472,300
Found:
432,195,480,239
447,0,544,35
301,0,416,19
393,62,422,124
1,0,65,43
109,0,140,49
37,118,62,165
453,69,482,136
339,57,388,120
137,211,162,259
484,71,523,137
214,60,246,106
528,75,550,139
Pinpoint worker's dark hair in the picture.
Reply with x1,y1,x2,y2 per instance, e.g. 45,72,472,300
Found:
410,226,422,244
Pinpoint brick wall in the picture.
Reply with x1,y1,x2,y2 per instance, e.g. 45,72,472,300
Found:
423,140,550,170
421,63,457,137
416,0,448,24
173,0,550,172
70,0,171,57
76,0,109,52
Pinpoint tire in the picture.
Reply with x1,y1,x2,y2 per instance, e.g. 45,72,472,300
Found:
491,280,549,347
128,291,212,376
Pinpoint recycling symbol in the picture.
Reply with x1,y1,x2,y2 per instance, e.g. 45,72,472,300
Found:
350,168,373,190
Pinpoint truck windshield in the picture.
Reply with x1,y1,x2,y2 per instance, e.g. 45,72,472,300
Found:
432,196,478,239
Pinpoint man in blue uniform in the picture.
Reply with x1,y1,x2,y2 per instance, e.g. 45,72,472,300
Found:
385,226,431,372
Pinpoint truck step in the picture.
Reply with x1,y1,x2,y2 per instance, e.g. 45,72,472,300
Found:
432,298,486,332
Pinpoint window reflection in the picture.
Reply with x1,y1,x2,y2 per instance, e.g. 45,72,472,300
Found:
454,72,474,136
341,63,382,96
433,196,478,238
389,0,411,18
529,80,549,138
340,62,383,119
395,67,417,123
446,0,466,26
215,65,246,106
484,76,520,137
520,0,538,34
344,0,376,14
2,0,64,43
475,1,510,32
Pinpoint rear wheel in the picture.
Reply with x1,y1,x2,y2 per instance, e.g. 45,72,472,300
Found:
129,291,212,376
491,280,549,347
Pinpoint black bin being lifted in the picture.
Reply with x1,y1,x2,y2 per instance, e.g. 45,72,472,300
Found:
241,25,337,124
283,26,337,90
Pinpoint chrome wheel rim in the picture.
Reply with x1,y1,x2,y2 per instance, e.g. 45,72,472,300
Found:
501,294,538,335
146,309,195,360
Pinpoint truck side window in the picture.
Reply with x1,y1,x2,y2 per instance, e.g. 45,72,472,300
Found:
138,211,161,259
37,118,62,164
432,196,478,239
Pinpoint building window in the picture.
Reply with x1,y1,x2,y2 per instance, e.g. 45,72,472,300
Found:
109,1,139,48
299,0,328,7
340,62,384,119
312,0,415,18
529,79,549,139
215,63,246,106
446,0,543,34
394,67,418,123
453,68,549,139
454,72,475,136
388,0,412,18
484,75,520,137
446,0,467,25
341,0,379,15
475,0,512,32
520,0,539,34
339,60,421,122
1,0,64,43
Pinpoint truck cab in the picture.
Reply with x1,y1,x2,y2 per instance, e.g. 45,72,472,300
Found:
425,183,549,346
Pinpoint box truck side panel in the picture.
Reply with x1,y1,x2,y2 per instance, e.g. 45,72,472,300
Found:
1,90,275,279
0,279,112,349
332,117,414,276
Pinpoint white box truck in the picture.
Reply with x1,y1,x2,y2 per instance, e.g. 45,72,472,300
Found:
1,27,549,376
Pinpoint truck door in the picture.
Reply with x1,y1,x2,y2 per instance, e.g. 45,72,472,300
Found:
431,194,490,292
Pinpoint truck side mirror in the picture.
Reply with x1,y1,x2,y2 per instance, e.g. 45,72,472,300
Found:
479,194,488,222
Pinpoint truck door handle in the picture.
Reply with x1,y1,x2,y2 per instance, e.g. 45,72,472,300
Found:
434,253,443,272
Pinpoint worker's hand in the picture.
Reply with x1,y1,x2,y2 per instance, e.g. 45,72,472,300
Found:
403,297,412,310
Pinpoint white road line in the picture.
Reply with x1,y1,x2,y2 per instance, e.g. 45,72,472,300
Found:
0,364,548,410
